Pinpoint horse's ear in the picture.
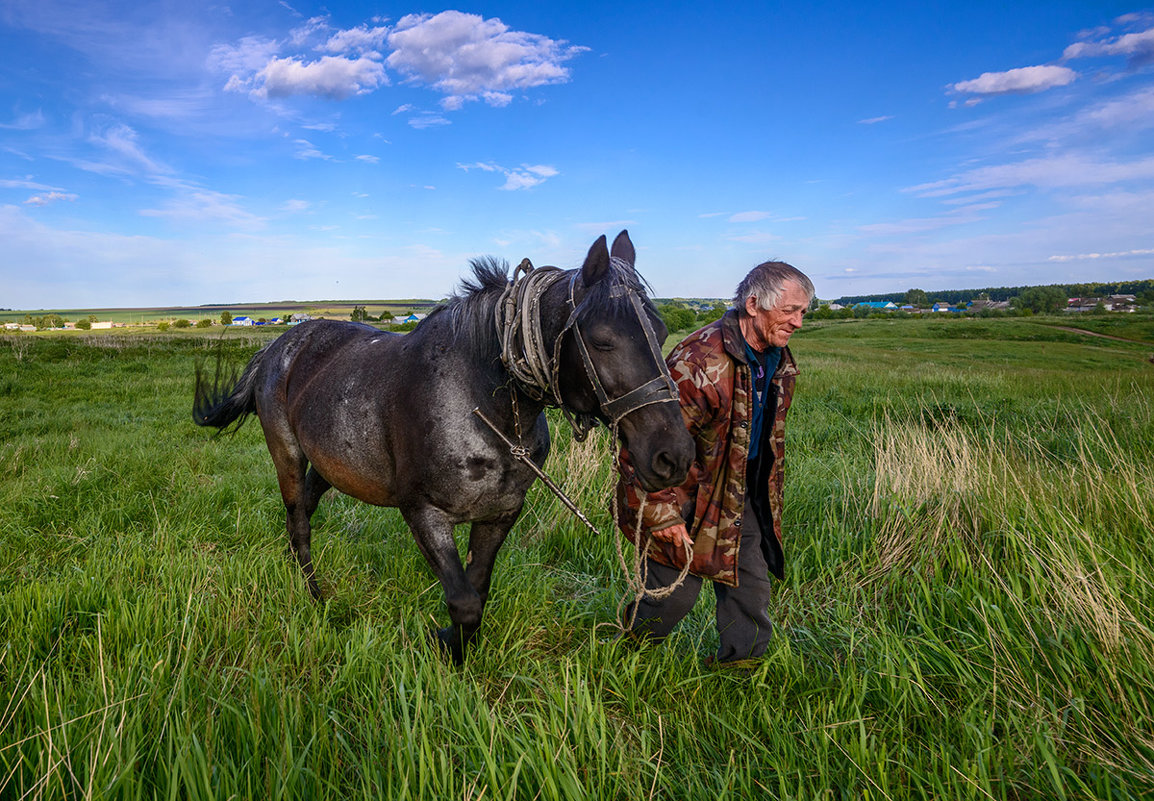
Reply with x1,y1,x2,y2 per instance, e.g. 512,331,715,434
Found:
581,234,610,287
610,230,635,267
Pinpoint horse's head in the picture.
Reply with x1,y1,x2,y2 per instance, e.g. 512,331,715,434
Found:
554,231,693,492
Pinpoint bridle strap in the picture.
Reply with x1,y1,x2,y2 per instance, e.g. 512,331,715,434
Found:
560,265,679,427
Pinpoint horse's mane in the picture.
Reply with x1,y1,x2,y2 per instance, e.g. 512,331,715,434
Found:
417,256,509,358
414,253,660,358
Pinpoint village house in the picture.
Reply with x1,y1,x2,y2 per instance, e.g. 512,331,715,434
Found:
967,299,1011,312
1066,296,1138,313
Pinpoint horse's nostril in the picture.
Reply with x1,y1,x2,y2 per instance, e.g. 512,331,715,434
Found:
652,449,686,484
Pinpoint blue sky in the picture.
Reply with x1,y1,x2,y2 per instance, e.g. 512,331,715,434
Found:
2,1,1153,308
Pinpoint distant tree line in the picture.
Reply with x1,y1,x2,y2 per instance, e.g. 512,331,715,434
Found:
656,301,727,333
836,278,1154,307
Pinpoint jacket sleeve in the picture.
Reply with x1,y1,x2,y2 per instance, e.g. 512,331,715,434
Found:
629,348,720,532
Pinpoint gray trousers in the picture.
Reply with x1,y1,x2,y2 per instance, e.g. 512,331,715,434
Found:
628,496,775,662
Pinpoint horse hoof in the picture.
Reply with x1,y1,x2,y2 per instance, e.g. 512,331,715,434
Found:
430,626,466,666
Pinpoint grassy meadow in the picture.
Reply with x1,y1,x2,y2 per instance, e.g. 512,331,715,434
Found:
1,315,1153,799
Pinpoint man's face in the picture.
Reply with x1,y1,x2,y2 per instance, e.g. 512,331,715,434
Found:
744,281,810,349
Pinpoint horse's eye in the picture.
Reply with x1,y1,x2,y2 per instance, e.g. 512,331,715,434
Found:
591,340,615,352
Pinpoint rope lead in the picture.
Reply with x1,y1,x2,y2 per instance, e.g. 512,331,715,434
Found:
472,407,692,633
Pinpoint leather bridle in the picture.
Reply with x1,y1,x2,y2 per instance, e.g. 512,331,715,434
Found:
495,257,678,441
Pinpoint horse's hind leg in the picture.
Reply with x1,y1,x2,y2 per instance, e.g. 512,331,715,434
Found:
288,466,331,599
266,433,331,599
402,506,482,665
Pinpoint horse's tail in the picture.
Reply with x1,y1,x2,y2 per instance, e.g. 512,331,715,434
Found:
192,344,266,434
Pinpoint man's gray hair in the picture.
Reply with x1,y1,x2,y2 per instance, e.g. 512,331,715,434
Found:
733,261,815,315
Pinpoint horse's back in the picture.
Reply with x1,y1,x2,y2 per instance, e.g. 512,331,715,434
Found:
255,315,534,518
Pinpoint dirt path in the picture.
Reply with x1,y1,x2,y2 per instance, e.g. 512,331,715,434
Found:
1042,324,1154,346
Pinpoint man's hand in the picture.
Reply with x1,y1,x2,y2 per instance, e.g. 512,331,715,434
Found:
650,523,693,551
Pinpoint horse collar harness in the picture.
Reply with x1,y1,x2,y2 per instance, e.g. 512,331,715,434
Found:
492,257,678,442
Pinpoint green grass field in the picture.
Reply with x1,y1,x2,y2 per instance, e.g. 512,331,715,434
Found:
2,316,1152,799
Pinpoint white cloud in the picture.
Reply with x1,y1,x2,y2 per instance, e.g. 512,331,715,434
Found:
1080,85,1154,130
1011,85,1154,147
385,11,586,108
1048,248,1154,262
255,55,387,99
939,189,1020,205
728,210,771,222
139,188,265,229
458,161,559,190
0,177,61,191
1063,26,1154,62
84,121,169,175
481,91,513,108
24,191,77,206
211,12,580,111
355,154,379,163
858,115,894,125
292,139,332,160
321,25,389,55
288,16,330,48
281,199,310,212
209,36,281,76
858,209,988,236
952,65,1077,96
500,168,554,191
907,153,1154,197
408,114,450,129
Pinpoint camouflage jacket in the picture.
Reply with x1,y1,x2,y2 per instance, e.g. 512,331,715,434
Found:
616,310,798,586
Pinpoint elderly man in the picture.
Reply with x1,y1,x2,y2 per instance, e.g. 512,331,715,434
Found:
616,260,813,664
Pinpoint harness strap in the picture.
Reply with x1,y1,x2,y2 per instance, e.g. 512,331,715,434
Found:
495,259,569,404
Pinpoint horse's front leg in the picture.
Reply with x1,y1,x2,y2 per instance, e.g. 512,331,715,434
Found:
402,506,481,665
464,514,519,611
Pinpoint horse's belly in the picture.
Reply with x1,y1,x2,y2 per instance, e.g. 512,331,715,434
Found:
436,467,533,522
305,449,397,506
302,434,532,519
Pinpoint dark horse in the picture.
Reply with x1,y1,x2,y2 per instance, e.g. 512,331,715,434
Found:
193,231,693,663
